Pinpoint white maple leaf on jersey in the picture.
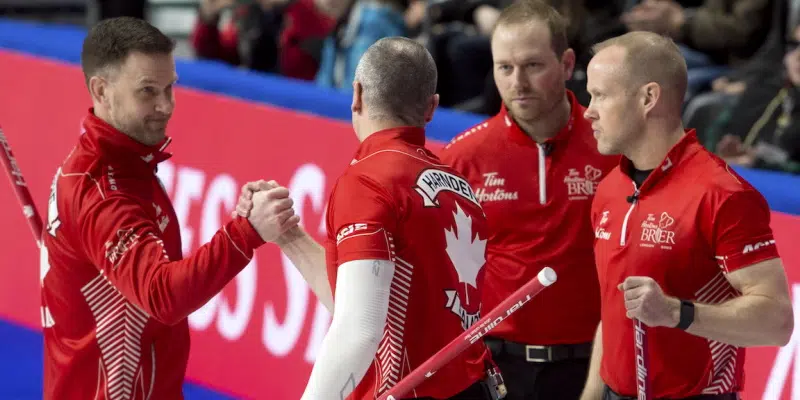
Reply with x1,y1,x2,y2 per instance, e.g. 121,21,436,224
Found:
445,203,487,305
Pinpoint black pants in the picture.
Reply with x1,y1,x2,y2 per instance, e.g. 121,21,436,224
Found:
412,380,493,400
603,386,740,400
491,346,590,400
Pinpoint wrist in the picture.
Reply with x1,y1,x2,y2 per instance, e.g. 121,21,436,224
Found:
676,299,696,330
275,226,306,247
232,217,266,249
669,297,682,328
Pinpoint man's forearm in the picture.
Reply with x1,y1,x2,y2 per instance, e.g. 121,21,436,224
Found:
580,323,605,400
674,294,793,347
277,227,334,312
301,259,394,400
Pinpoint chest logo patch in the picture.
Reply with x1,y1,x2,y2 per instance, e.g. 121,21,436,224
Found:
565,165,602,200
640,212,676,250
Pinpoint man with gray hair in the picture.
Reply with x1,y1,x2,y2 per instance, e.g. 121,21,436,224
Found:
351,36,439,126
237,37,502,399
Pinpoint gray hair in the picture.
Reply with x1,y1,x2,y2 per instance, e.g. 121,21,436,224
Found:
353,37,438,126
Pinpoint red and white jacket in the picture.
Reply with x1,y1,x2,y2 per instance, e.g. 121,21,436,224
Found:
439,91,619,346
592,130,780,397
325,127,491,399
41,110,264,399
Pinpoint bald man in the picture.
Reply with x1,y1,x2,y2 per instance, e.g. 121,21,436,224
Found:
237,37,500,400
579,32,793,400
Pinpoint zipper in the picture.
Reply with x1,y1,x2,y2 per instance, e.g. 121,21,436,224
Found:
537,144,546,205
620,182,639,246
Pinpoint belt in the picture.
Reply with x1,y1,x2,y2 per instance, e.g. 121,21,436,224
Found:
485,337,593,363
603,386,740,400
409,369,505,400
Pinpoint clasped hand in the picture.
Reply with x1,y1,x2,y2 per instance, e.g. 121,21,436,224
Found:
232,180,300,242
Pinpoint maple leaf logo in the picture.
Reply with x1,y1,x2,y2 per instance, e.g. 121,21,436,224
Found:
445,203,487,305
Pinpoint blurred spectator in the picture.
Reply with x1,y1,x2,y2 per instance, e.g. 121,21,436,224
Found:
711,24,800,174
94,0,146,20
427,0,513,108
315,0,424,92
621,0,773,98
191,0,336,80
684,0,791,138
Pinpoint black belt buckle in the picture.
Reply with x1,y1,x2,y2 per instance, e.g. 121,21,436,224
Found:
525,345,552,363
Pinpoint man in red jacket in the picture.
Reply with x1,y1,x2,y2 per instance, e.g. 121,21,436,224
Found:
237,37,501,400
41,17,299,399
579,31,793,400
438,2,617,399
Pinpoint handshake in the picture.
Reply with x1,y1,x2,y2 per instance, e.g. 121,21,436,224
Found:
232,180,301,243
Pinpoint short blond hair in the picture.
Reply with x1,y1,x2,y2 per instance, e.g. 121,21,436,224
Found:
494,0,569,56
592,32,688,106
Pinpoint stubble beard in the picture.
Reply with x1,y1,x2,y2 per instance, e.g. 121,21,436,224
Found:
110,110,165,147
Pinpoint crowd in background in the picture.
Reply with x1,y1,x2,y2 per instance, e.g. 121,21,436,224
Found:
3,0,799,174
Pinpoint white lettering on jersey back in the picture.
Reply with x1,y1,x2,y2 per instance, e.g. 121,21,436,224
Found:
415,168,480,208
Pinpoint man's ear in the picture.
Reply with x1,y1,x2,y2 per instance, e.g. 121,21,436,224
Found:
424,94,439,123
642,82,661,114
351,81,363,114
88,75,109,106
561,48,576,80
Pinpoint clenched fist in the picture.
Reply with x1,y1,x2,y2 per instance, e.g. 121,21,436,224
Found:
619,276,680,328
246,184,300,242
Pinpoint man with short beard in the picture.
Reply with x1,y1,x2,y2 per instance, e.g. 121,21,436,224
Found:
41,17,298,399
438,1,617,399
